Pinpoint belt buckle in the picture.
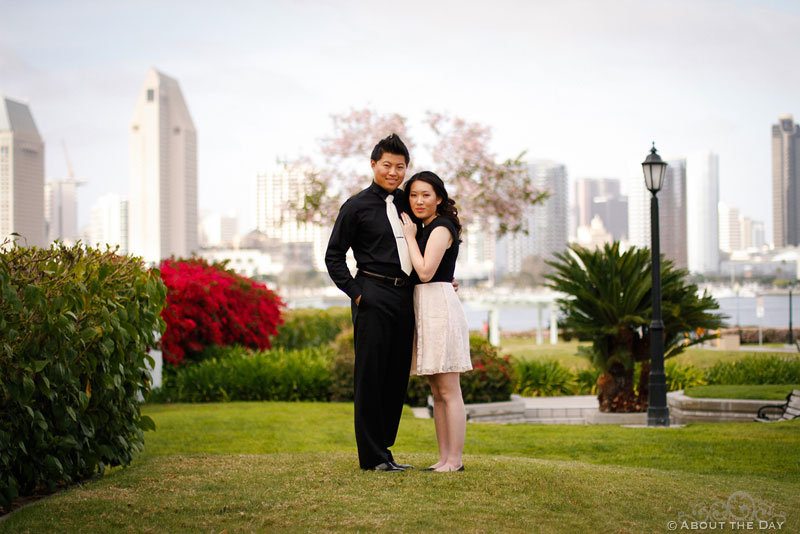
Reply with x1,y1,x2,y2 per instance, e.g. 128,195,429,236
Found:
393,277,403,287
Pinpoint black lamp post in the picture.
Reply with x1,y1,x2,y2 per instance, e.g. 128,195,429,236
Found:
642,143,670,427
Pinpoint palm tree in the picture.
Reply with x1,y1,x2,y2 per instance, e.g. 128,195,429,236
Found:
546,243,725,412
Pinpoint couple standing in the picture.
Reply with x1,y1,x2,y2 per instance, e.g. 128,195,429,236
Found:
325,134,472,473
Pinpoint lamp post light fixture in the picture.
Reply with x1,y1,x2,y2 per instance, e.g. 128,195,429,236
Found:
642,143,670,427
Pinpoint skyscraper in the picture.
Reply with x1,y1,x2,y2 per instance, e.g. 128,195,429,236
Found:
772,114,800,247
628,158,687,269
575,178,628,242
88,194,129,254
44,180,83,245
718,202,742,254
686,150,719,274
128,68,197,264
0,96,45,248
499,161,567,275
256,161,330,271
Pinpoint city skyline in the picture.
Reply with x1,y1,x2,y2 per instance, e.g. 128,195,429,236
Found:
2,1,799,239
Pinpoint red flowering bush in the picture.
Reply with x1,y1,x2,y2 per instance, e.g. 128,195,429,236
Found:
158,258,284,366
403,335,515,406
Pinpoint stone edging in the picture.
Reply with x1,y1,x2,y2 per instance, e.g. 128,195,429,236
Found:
667,390,770,423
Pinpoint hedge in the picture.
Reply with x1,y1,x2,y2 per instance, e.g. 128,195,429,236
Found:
155,347,332,402
273,307,351,350
0,243,165,511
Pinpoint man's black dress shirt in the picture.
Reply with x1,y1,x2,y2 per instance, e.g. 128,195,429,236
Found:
325,182,408,300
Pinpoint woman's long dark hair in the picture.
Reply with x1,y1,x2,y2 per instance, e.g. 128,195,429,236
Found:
404,171,462,241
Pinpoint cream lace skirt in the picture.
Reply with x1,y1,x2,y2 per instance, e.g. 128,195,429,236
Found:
410,282,472,376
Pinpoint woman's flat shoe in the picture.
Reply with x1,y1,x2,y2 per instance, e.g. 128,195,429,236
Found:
433,465,465,472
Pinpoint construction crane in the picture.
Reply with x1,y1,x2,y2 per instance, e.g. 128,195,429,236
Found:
62,139,80,183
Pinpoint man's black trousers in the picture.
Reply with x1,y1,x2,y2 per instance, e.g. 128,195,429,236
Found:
351,276,415,469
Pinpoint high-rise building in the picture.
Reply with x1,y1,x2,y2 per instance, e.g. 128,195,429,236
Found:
256,161,330,271
772,114,800,247
0,96,45,248
628,158,687,269
199,212,238,248
575,178,628,242
128,68,197,264
718,202,741,254
88,194,128,254
44,180,83,245
742,218,765,250
499,161,567,275
687,150,719,274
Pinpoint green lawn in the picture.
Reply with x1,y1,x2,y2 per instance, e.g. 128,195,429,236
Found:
501,338,800,371
2,402,798,534
684,384,800,400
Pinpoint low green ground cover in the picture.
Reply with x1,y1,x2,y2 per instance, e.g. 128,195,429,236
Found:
2,402,797,534
684,384,800,400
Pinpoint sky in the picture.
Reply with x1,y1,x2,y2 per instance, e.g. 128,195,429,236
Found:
2,0,799,239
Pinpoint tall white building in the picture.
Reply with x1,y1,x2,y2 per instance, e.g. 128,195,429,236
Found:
199,212,238,248
128,68,197,264
256,161,330,271
687,150,719,274
718,202,741,254
44,179,83,245
498,161,567,275
0,96,45,248
88,194,128,254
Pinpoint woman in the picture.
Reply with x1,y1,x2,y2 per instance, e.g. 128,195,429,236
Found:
400,171,471,473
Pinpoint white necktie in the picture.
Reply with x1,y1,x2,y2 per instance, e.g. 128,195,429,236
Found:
385,195,412,276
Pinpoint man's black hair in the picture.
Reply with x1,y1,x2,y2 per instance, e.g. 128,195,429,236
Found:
370,133,410,164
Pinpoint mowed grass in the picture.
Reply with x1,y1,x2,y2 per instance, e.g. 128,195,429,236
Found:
2,402,798,534
501,337,800,370
685,384,800,400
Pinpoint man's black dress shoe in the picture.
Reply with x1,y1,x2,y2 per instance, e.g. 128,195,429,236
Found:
390,460,414,470
371,461,404,472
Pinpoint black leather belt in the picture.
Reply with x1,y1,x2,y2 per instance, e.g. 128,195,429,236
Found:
358,270,411,287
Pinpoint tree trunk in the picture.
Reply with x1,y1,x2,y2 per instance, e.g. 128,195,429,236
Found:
597,362,644,412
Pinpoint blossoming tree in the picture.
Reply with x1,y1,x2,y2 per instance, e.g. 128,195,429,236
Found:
298,109,549,235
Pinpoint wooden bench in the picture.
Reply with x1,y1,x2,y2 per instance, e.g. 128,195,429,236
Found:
754,389,800,422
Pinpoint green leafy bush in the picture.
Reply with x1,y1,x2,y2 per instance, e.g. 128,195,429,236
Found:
575,368,601,395
460,336,515,404
665,361,706,391
330,330,515,407
165,347,332,402
514,360,577,397
273,307,351,350
0,243,165,511
328,329,356,402
704,355,800,385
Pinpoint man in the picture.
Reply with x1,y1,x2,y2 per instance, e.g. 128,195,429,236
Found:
325,134,415,472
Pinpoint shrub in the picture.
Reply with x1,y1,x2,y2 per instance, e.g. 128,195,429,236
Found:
704,355,800,385
721,328,800,344
166,347,332,402
664,360,706,391
514,360,577,397
328,329,356,402
459,336,515,405
159,258,283,366
575,368,601,394
330,331,515,406
273,307,351,350
0,243,165,511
